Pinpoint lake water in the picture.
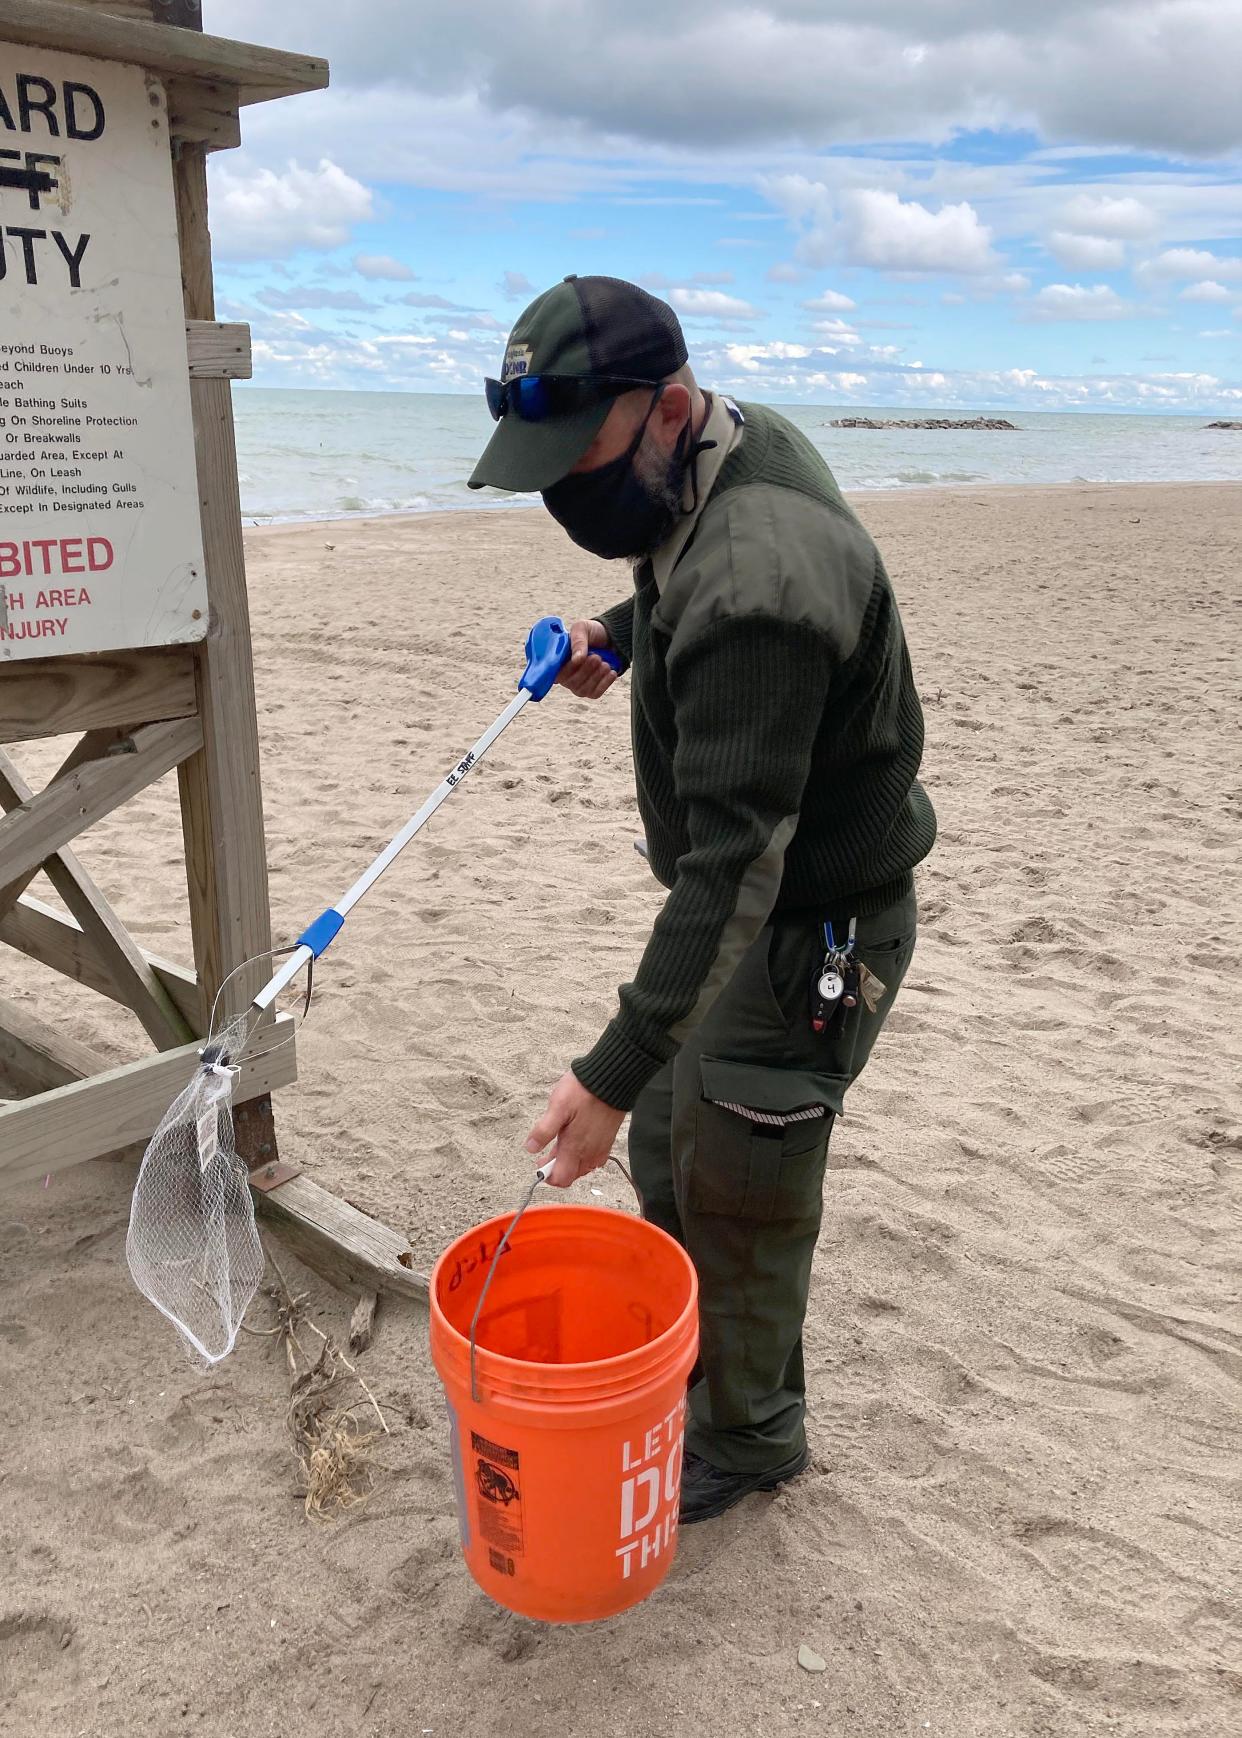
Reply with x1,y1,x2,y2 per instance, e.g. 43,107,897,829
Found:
231,388,1239,524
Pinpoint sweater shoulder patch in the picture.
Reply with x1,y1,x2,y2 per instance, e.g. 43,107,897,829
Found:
655,481,876,663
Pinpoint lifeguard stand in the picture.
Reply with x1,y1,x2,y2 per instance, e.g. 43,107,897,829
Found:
0,1,425,1307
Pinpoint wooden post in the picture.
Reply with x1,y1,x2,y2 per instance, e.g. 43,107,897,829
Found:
0,2,428,1311
0,0,325,1178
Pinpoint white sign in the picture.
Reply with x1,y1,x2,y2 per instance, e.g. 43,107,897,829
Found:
0,45,207,660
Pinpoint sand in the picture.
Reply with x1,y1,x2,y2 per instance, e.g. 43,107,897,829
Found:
1,482,1239,1738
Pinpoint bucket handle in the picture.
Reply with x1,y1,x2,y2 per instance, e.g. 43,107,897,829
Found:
469,1156,640,1404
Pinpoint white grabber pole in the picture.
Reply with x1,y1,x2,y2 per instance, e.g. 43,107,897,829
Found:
209,617,620,1048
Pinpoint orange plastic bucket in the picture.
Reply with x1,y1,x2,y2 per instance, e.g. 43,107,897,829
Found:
429,1203,699,1624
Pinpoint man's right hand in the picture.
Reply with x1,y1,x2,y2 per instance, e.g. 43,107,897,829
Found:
557,618,621,699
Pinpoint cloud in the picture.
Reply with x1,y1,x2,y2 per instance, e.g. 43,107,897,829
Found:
669,287,762,319
256,285,374,310
725,341,811,372
803,289,857,312
353,253,416,281
1180,280,1232,302
809,317,864,348
400,291,475,310
768,180,996,273
1054,194,1156,239
212,2,1242,157
500,270,536,300
1028,282,1140,320
767,262,803,284
693,271,736,285
841,190,995,273
209,159,373,260
1047,231,1126,270
425,310,506,329
1000,272,1032,292
1136,247,1242,284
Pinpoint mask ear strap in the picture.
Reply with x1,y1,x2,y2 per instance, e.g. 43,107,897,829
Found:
624,385,666,461
682,403,717,514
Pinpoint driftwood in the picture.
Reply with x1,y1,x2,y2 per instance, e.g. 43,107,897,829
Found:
348,1291,380,1354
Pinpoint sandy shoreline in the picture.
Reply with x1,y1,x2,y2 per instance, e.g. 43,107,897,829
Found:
2,481,1240,1737
239,473,1242,535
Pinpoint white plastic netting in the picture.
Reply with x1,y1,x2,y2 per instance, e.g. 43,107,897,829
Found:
125,1015,265,1365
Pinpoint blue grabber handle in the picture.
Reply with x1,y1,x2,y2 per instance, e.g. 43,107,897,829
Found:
519,614,622,701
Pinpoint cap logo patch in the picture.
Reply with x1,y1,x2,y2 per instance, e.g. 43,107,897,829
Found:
501,342,533,383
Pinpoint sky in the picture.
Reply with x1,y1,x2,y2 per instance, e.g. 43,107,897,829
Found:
207,1,1242,413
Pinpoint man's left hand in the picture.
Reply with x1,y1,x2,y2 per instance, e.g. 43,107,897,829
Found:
525,1071,625,1187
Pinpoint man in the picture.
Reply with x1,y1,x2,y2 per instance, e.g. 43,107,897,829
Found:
469,275,936,1523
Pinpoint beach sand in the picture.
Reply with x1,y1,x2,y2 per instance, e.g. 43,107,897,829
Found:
2,482,1239,1737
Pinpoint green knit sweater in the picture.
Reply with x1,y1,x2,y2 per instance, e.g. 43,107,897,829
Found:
572,400,936,1111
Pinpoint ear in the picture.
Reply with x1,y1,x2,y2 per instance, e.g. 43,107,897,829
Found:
651,382,691,450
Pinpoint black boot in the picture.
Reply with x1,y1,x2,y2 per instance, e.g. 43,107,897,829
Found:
679,1446,809,1524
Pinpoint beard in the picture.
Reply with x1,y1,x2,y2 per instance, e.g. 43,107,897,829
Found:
624,431,691,559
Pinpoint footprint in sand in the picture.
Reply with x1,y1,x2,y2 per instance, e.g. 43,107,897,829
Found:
0,1611,76,1688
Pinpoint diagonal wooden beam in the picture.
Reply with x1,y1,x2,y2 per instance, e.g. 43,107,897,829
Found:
0,718,202,893
0,733,117,924
0,894,201,1031
0,994,109,1096
0,754,197,1047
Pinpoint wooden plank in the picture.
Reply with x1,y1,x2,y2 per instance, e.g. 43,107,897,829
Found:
68,1,158,20
0,993,108,1094
0,1012,295,1191
0,718,202,891
256,1177,430,1302
175,146,274,1035
0,648,198,746
0,2,329,104
60,2,201,19
0,893,201,1029
0,756,196,1045
186,320,252,379
167,78,241,152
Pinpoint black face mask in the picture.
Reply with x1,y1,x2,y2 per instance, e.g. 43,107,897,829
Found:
542,393,687,561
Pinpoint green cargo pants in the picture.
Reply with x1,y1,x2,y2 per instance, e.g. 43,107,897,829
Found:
628,886,917,1474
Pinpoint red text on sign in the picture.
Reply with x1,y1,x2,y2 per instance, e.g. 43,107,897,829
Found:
0,536,113,578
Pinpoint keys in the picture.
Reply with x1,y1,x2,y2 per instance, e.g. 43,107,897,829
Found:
810,914,887,1034
842,960,860,1009
817,967,845,1003
811,943,847,1032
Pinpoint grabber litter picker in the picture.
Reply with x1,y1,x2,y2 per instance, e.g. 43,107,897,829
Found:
125,617,620,1364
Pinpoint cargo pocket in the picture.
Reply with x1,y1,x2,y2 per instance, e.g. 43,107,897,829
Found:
688,1057,850,1222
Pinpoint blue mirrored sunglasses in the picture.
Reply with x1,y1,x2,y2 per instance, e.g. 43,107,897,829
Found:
484,373,660,423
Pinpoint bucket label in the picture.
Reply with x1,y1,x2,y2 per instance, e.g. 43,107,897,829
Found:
471,1430,524,1568
615,1396,685,1583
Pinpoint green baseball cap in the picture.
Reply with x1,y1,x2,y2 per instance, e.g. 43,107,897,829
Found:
468,274,688,493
